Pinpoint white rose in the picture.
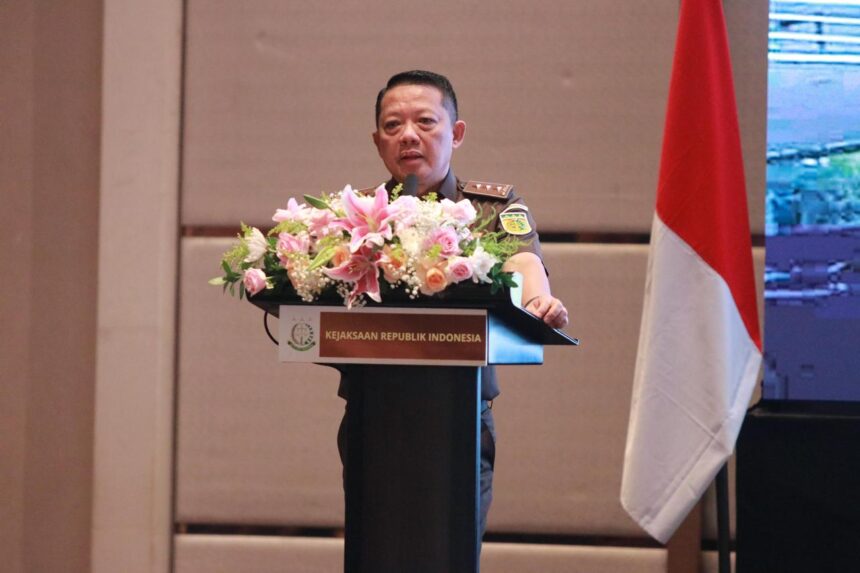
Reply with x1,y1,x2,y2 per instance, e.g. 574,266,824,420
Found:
468,244,498,283
244,227,268,266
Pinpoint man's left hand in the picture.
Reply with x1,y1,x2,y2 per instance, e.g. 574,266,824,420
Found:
526,294,569,329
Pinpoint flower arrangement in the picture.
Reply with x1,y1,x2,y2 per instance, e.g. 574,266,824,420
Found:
210,183,522,307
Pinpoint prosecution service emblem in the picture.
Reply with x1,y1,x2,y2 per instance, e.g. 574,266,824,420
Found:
499,210,532,235
287,321,316,351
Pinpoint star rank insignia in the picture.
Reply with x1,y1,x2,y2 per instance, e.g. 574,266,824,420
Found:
462,180,513,200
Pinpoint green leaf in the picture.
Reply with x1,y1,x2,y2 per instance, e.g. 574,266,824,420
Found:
389,183,403,201
308,245,337,271
472,206,494,233
269,220,306,236
304,194,330,210
499,272,518,288
426,244,442,260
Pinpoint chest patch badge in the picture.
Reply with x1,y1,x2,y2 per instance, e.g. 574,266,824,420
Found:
499,211,532,235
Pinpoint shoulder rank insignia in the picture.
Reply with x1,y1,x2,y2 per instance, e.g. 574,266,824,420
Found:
499,205,532,235
462,180,513,200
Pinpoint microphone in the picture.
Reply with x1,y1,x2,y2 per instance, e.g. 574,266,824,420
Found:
404,173,418,196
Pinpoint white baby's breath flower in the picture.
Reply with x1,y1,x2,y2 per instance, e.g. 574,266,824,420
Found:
397,228,423,258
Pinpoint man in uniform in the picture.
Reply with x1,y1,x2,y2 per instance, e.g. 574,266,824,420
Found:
339,70,569,539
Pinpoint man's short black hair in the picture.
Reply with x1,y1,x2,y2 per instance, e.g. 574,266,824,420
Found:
375,70,459,126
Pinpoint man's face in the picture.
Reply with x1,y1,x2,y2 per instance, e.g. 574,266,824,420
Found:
373,84,466,193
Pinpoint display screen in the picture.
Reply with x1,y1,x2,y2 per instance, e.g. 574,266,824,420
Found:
764,0,860,400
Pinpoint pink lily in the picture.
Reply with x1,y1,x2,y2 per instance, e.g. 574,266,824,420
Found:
272,198,308,223
342,184,395,253
307,208,339,237
323,248,382,306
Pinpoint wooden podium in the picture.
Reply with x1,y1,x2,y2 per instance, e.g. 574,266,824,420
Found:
251,284,577,573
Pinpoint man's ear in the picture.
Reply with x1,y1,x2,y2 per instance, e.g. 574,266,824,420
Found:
372,131,381,153
452,120,466,149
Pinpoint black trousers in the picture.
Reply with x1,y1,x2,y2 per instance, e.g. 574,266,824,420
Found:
337,403,496,538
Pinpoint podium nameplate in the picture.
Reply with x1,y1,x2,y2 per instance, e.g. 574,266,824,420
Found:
279,306,488,366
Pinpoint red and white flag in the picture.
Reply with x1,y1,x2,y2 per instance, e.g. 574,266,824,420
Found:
620,0,762,543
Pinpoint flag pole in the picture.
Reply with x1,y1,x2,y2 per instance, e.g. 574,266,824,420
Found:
715,463,730,573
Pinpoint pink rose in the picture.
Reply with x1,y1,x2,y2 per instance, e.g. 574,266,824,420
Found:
441,198,477,225
426,227,461,257
243,268,268,296
445,256,473,283
389,195,420,228
330,245,351,267
424,267,448,293
277,232,309,256
380,245,407,283
421,266,449,295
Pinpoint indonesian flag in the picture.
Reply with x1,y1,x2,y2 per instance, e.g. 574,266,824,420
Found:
620,0,762,543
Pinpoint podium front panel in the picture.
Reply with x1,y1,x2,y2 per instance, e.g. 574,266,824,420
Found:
279,306,488,366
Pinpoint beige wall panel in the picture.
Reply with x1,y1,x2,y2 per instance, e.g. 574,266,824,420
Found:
489,246,765,536
1,0,102,571
179,241,764,534
29,7,102,570
702,550,735,572
182,0,764,234
174,535,664,573
489,243,649,535
0,3,35,571
177,240,643,531
482,543,665,573
174,535,342,573
177,238,344,525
